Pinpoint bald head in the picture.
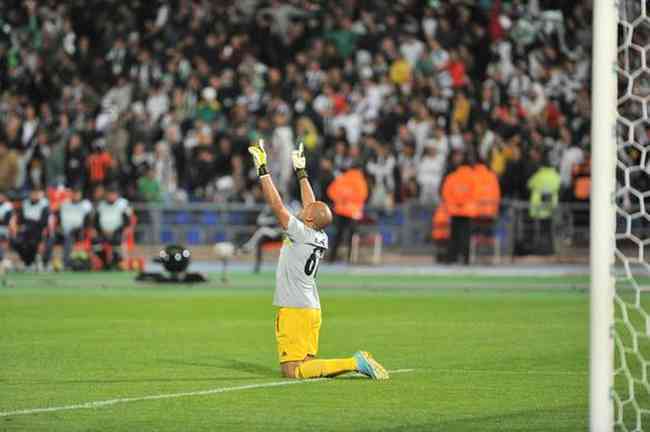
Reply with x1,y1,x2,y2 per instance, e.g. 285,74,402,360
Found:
303,201,333,230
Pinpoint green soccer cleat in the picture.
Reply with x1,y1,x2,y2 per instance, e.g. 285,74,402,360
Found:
354,351,390,380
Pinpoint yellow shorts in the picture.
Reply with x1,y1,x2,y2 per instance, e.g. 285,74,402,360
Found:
275,307,322,363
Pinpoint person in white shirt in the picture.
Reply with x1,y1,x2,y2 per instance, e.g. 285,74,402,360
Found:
407,102,433,158
400,33,425,67
417,143,446,204
93,184,132,269
57,184,93,269
269,111,294,197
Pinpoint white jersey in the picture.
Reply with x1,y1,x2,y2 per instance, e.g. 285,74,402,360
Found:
23,198,49,223
273,215,328,309
97,198,131,232
60,200,93,234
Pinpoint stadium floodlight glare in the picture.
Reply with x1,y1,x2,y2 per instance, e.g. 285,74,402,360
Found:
594,0,650,430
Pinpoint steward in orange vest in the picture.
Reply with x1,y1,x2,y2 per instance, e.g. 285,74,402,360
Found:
326,167,368,262
442,165,477,218
441,160,477,264
472,163,501,219
327,168,368,221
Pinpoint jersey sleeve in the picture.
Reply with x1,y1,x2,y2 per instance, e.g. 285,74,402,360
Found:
286,214,308,243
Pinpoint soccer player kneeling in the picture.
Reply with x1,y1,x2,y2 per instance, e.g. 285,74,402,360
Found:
248,140,389,380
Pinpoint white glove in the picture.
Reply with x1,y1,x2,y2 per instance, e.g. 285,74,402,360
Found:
292,142,306,170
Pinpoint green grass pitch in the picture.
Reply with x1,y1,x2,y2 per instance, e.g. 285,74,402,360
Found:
0,272,591,431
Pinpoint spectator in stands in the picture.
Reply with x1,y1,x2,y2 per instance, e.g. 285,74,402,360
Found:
152,141,177,202
0,0,596,261
268,109,294,197
21,105,39,150
43,126,66,187
316,158,335,205
0,139,18,192
327,165,368,263
189,146,216,201
138,165,163,203
25,138,47,190
130,142,154,181
87,139,114,192
407,102,433,157
570,146,591,237
417,143,446,204
500,135,533,201
5,113,22,152
366,141,396,212
396,142,418,203
64,134,86,189
558,128,585,200
572,148,591,203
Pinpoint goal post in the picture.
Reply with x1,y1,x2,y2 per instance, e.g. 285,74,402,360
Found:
598,0,650,430
590,0,617,431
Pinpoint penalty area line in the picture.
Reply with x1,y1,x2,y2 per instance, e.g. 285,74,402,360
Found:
0,369,415,417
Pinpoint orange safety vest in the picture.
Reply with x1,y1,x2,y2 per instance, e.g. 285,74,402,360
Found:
431,204,450,240
473,164,501,218
47,186,72,212
573,161,591,200
327,169,368,220
441,165,477,218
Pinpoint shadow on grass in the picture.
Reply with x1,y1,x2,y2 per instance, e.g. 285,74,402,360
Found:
161,357,278,378
3,359,279,386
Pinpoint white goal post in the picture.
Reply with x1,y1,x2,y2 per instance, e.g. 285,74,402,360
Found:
595,0,650,431
590,0,617,430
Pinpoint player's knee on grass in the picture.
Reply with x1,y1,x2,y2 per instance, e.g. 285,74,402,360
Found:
281,361,301,378
281,356,314,378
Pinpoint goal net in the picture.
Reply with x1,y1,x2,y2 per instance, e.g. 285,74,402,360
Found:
613,1,650,430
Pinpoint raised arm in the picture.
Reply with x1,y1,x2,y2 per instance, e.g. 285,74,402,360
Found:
249,140,291,229
292,143,315,207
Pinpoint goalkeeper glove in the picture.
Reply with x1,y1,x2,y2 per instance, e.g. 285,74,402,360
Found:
292,142,308,180
248,139,269,177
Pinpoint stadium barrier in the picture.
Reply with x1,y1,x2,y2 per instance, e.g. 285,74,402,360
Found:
129,200,593,262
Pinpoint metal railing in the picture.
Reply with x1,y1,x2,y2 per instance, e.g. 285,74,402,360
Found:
129,200,593,260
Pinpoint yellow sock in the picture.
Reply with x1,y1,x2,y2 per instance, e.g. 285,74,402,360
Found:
296,358,357,378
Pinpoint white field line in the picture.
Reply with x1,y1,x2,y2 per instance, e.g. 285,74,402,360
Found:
0,369,415,417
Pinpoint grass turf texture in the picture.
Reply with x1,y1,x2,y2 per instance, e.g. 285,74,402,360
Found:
1,272,590,431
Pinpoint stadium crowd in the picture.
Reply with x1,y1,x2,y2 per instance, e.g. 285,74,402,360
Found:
0,0,596,268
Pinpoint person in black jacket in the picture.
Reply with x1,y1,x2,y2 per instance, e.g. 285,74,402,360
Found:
64,133,87,188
